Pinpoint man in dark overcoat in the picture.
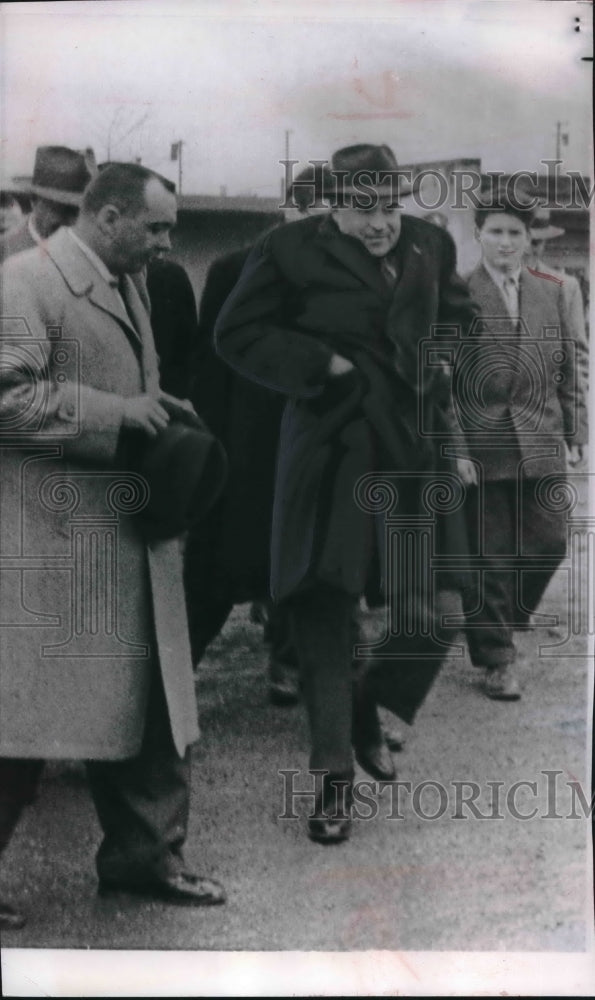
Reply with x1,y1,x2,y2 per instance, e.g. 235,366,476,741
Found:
461,190,587,699
0,163,226,930
215,144,478,843
184,167,330,704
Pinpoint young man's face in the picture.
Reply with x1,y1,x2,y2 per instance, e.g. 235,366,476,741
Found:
476,212,529,273
332,193,402,257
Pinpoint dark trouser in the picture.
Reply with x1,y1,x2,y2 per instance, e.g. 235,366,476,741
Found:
263,600,299,670
290,585,358,777
462,479,567,668
0,669,190,884
289,583,446,778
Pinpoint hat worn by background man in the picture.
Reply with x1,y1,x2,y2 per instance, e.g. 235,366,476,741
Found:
529,207,565,242
22,145,97,206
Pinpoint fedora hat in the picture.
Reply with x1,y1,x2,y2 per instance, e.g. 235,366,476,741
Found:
329,143,415,199
25,146,97,206
529,208,564,241
286,162,335,211
131,418,228,541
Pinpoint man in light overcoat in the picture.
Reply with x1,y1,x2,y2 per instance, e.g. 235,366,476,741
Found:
0,162,226,930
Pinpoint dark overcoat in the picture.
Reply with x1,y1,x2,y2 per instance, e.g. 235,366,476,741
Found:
0,228,199,759
188,249,286,605
215,214,478,603
146,257,199,400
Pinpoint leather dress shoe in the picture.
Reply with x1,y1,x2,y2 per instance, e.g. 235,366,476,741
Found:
0,901,27,930
382,723,405,752
308,815,351,844
98,872,226,906
308,773,353,844
484,664,521,701
352,675,396,781
354,737,396,781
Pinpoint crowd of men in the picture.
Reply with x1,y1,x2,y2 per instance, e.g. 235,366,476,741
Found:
0,141,587,928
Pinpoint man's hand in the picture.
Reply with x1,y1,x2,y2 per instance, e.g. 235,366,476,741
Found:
122,395,170,437
328,354,354,377
567,443,584,467
456,457,478,485
158,392,202,427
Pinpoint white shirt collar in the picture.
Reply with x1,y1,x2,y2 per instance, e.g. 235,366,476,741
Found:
27,216,43,245
68,228,118,286
483,259,522,292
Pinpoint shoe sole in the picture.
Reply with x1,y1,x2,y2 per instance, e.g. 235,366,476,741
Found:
98,883,226,906
308,826,351,845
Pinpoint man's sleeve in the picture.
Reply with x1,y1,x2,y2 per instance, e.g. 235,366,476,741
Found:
438,229,479,332
0,259,126,465
214,240,334,398
556,280,588,446
561,275,589,396
435,231,479,455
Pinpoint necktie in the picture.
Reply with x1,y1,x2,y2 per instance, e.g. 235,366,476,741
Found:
502,276,519,320
116,274,138,332
379,255,399,290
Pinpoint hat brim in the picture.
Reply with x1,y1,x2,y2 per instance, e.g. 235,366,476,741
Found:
26,183,84,207
530,225,565,240
335,174,420,202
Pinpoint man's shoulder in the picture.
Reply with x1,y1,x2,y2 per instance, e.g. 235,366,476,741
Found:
465,262,485,284
523,266,564,307
526,264,564,287
1,240,45,278
206,247,252,280
0,220,35,263
147,257,193,291
401,214,451,246
266,214,323,251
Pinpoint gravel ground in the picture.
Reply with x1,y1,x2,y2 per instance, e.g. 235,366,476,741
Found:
0,510,592,991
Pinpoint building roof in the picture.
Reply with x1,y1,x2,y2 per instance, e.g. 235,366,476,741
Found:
177,193,281,214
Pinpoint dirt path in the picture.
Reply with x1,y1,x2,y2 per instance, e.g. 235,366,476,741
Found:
0,581,590,957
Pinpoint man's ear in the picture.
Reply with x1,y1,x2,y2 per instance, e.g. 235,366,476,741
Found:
95,203,121,236
473,225,481,242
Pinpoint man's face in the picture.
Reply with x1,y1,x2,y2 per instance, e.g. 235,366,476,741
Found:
476,212,529,272
0,199,24,236
111,178,177,273
332,193,402,257
33,198,79,239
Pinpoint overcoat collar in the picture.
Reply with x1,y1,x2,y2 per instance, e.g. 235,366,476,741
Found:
42,227,148,351
314,215,426,304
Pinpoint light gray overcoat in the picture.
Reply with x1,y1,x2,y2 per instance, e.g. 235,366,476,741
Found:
0,228,199,759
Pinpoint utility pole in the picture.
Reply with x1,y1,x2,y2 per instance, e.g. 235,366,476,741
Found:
555,121,569,161
280,128,293,201
171,140,184,194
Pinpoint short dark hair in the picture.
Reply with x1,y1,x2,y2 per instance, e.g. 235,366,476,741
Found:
474,186,534,231
82,162,174,216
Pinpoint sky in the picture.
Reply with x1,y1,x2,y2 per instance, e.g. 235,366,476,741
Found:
1,0,592,197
